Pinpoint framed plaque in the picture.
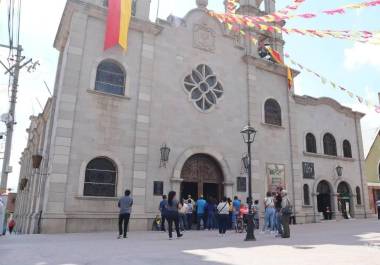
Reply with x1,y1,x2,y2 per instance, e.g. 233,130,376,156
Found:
153,181,164,196
237,177,247,192
302,162,315,179
267,164,286,192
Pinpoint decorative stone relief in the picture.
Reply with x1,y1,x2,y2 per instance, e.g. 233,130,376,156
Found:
193,24,216,53
183,64,224,112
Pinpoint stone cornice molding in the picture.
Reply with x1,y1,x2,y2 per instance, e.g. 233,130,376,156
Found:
293,95,365,118
242,55,300,78
54,0,163,51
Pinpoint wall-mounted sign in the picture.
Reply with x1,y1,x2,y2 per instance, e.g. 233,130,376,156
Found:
237,177,247,192
302,162,315,179
267,164,286,192
153,181,164,196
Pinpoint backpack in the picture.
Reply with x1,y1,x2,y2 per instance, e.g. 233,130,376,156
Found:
282,198,293,216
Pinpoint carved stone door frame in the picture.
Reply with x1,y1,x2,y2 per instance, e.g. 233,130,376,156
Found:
180,154,224,199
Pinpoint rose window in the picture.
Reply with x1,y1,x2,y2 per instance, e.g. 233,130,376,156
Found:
183,64,224,112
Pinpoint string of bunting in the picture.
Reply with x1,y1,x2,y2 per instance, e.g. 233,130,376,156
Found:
210,12,380,44
225,0,307,18
284,53,380,113
226,0,380,23
277,0,307,15
222,23,380,113
226,0,239,13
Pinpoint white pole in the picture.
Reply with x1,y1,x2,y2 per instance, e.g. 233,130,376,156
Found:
156,0,160,21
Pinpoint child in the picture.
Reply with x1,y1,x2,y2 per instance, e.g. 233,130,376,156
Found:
253,200,260,229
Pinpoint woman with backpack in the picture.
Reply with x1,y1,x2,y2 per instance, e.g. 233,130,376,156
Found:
165,191,183,240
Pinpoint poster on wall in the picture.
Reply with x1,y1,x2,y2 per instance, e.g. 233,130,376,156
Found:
266,164,286,192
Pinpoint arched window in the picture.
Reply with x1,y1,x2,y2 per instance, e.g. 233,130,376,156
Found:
303,184,311,206
323,133,337,156
343,140,352,158
95,60,125,95
306,133,317,153
84,157,117,197
264,99,282,126
356,186,362,205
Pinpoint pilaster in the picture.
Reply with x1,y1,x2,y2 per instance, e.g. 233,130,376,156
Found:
131,32,156,214
41,11,89,233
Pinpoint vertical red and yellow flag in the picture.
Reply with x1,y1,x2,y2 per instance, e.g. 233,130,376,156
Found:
104,0,132,51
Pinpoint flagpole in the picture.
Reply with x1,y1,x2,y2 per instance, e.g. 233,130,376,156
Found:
156,0,161,21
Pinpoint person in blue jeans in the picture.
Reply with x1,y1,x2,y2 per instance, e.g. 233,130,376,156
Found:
206,198,217,230
196,196,207,230
232,196,241,230
159,195,168,232
262,192,275,233
274,191,283,236
217,197,229,235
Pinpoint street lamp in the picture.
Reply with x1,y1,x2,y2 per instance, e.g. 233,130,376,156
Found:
336,165,343,177
240,124,257,241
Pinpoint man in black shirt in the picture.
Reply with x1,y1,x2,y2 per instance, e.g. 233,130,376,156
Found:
274,190,283,236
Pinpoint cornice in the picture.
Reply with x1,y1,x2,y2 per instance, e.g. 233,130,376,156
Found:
242,54,300,78
293,95,365,118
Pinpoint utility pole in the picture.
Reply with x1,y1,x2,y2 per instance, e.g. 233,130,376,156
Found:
0,44,32,192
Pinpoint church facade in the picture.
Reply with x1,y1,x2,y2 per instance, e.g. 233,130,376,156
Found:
14,0,370,234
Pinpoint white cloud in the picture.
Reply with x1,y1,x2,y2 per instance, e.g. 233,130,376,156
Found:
344,43,380,72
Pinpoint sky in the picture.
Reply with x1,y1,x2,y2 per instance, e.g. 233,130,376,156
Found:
0,0,379,191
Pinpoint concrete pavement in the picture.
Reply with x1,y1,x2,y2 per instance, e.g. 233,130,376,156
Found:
1,219,380,265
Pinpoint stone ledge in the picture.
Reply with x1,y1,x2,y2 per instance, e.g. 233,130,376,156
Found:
261,122,286,130
303,151,356,162
87,89,131,100
75,196,119,201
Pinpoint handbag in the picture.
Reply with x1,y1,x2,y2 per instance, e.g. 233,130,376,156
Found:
282,198,293,216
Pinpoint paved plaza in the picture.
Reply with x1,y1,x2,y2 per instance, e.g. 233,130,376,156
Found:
1,219,380,265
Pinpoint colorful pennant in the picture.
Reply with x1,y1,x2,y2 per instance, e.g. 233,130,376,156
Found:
285,54,380,113
226,0,239,14
248,0,380,22
104,0,132,51
210,12,380,44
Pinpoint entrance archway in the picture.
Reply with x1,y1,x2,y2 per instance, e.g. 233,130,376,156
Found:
337,181,352,218
180,154,224,202
317,180,332,215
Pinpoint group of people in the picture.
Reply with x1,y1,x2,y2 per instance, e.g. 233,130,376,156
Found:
117,189,293,240
261,189,292,238
158,193,254,237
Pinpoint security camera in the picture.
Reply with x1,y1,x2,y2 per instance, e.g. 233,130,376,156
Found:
0,132,5,140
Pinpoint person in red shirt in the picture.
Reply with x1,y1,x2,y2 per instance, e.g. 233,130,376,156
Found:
8,219,15,234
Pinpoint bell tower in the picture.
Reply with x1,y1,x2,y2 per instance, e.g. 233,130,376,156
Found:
236,0,263,16
134,0,151,20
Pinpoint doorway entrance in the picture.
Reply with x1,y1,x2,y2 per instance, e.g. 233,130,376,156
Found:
337,182,352,218
180,154,224,201
317,180,332,217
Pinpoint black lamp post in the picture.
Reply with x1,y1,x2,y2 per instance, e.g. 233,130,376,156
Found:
160,144,170,168
240,123,257,241
336,165,343,177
